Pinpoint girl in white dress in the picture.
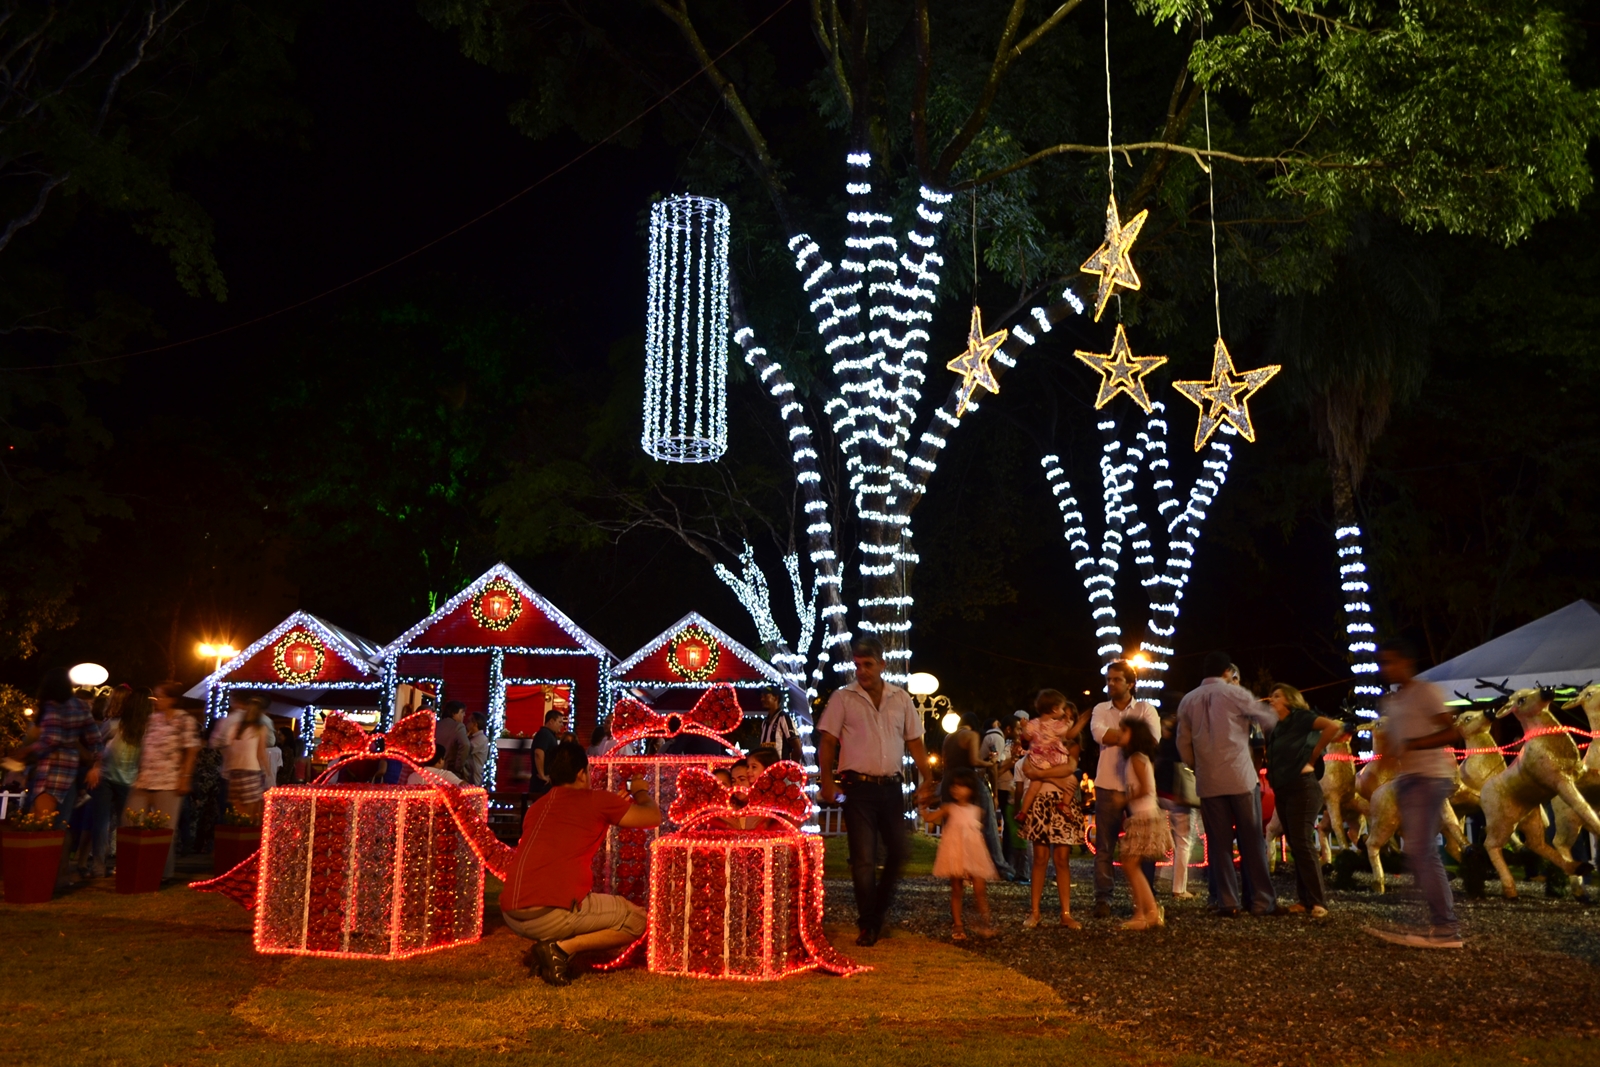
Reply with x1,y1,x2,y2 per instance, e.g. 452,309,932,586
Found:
921,768,999,940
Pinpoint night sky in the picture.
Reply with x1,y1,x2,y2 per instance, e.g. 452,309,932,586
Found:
12,0,1598,718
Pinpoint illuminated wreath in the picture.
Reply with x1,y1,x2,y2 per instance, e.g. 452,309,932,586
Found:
273,629,327,685
471,577,523,631
665,624,720,682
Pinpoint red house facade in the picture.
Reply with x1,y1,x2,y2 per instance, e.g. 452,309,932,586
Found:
379,564,616,790
190,612,385,727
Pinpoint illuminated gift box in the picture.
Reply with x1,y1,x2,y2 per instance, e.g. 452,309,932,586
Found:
589,687,742,905
252,780,487,959
645,762,865,981
192,710,514,962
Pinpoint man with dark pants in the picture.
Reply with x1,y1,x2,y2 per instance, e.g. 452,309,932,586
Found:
817,637,934,947
1089,661,1160,919
1365,639,1466,949
1176,651,1283,917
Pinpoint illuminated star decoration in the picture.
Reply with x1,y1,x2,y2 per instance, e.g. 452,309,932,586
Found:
946,305,1008,416
1172,337,1282,450
1074,324,1168,413
1079,193,1149,322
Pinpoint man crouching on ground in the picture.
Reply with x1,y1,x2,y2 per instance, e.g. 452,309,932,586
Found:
500,740,661,985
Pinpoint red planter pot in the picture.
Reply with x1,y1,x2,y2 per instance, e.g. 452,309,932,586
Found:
116,828,173,894
2,829,66,904
213,825,261,874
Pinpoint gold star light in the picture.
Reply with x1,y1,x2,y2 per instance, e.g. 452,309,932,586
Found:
1079,193,1149,322
947,305,1008,416
1172,337,1281,450
1075,324,1168,413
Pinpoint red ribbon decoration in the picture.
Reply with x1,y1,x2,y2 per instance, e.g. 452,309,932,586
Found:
315,709,437,763
610,685,743,746
669,760,812,828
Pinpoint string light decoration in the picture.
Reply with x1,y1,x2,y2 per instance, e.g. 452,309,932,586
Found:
1079,194,1149,321
189,711,512,961
1075,323,1167,413
946,306,1007,417
197,611,385,729
272,628,327,685
653,151,1084,686
1337,525,1383,721
642,194,731,463
1171,338,1281,450
647,762,866,980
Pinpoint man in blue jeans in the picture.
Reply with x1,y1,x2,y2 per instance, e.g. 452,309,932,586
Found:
1176,651,1283,917
1364,639,1465,950
816,637,934,947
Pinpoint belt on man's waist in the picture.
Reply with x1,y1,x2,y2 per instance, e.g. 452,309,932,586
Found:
840,771,902,785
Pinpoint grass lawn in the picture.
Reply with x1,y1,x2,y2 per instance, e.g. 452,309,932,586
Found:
3,876,1598,1067
821,830,937,879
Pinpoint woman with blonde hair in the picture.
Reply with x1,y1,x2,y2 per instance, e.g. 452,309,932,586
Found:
1264,683,1345,918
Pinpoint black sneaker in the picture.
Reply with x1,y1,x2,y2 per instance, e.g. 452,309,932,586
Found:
1092,902,1112,920
532,940,573,986
855,926,879,947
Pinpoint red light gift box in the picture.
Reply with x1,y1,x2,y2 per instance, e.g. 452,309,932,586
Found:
192,710,516,961
645,762,866,981
589,687,740,905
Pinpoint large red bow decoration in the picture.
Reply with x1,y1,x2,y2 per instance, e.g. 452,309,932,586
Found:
315,709,436,763
610,685,742,745
669,760,812,828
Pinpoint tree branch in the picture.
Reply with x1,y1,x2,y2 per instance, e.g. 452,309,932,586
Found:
952,140,1380,188
0,172,68,255
911,0,930,178
932,0,1085,181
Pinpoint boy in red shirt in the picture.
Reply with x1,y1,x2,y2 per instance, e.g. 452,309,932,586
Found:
501,741,661,985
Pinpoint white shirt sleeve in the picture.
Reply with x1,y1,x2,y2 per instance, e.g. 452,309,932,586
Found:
1091,701,1120,744
900,692,923,742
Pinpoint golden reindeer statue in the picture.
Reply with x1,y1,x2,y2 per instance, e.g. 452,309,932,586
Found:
1479,686,1600,898
1551,683,1600,869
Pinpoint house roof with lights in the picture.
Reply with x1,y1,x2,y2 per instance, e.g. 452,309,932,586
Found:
186,611,383,700
380,563,617,660
613,612,785,688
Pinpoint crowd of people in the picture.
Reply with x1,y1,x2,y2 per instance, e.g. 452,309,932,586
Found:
816,635,1467,951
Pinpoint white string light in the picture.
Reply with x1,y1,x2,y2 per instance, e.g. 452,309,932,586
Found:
643,195,731,462
1337,525,1383,719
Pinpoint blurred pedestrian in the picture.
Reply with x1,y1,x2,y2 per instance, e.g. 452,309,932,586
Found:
436,701,470,777
1264,684,1343,917
464,712,490,786
125,682,200,880
757,687,798,763
25,669,101,828
1089,661,1160,919
1176,651,1281,917
212,693,272,819
920,768,998,940
1113,716,1171,930
1155,714,1200,900
1365,639,1465,949
99,687,149,875
941,713,1011,881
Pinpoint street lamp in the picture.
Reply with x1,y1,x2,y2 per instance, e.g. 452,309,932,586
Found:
907,672,940,697
197,641,239,674
68,663,109,687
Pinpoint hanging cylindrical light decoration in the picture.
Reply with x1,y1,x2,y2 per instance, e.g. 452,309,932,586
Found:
642,194,730,463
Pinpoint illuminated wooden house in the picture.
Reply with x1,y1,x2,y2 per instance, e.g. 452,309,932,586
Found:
378,563,616,790
189,612,386,731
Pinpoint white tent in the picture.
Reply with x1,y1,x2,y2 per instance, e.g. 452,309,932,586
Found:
1417,600,1600,701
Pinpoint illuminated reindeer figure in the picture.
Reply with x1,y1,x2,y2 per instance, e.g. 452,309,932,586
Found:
1320,739,1367,851
1551,683,1600,869
1449,707,1507,816
1479,686,1600,898
1351,717,1464,893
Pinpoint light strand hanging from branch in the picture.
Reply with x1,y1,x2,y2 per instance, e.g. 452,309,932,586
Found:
643,194,731,463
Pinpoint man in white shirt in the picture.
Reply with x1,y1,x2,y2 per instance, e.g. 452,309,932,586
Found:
1365,639,1464,949
817,637,934,947
1089,660,1162,918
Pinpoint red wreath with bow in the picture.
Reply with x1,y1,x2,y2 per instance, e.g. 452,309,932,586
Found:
609,685,742,746
191,710,515,911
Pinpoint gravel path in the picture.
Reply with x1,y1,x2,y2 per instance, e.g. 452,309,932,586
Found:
824,857,1600,1065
